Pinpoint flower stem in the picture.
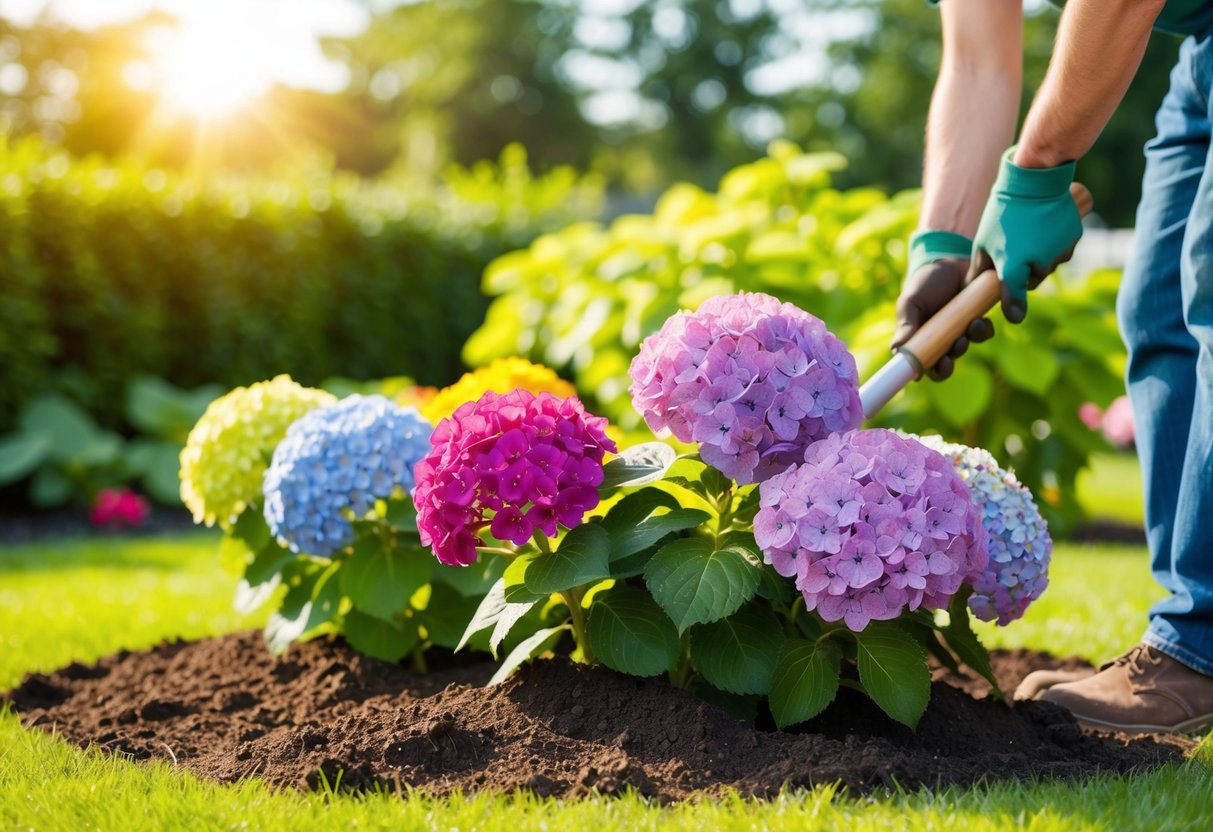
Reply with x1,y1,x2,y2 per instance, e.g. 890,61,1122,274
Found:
560,587,595,664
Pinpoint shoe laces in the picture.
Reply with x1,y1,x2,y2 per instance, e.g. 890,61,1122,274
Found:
1105,644,1161,678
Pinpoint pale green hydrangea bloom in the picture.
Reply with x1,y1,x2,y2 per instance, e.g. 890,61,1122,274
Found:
180,375,336,529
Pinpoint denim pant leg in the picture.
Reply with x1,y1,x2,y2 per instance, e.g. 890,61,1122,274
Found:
1119,34,1213,676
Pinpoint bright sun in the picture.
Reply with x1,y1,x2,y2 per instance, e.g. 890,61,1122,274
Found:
143,17,270,119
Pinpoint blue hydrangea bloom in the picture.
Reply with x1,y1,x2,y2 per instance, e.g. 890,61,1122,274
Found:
263,395,433,556
913,435,1052,626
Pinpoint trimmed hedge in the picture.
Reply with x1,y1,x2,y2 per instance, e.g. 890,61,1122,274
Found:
0,140,601,432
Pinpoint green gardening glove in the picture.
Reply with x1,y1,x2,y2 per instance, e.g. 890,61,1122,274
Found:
968,146,1084,323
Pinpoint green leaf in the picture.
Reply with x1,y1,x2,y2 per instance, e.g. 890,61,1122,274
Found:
231,506,272,553
233,574,280,615
502,552,548,603
125,375,221,441
243,540,296,587
489,598,539,659
644,538,761,632
523,523,611,595
599,488,710,570
0,431,51,485
265,564,341,654
855,622,931,729
340,537,433,622
689,604,782,695
343,610,421,663
488,625,569,686
416,583,484,650
923,360,993,429
995,342,1060,396
29,467,72,507
385,498,419,536
456,578,509,651
941,588,1002,697
125,439,184,505
19,394,100,464
586,586,681,677
431,553,508,598
599,442,678,490
768,638,842,729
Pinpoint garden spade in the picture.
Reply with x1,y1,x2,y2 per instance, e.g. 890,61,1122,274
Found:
858,182,1094,418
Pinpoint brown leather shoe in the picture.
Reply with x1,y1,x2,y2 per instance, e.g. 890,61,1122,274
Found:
1039,644,1213,734
1013,667,1096,701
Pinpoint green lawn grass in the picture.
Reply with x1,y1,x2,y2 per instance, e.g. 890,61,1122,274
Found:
1075,452,1145,526
2,532,1211,831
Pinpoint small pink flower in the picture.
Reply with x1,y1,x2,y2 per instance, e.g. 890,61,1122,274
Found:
1101,395,1135,449
90,488,150,530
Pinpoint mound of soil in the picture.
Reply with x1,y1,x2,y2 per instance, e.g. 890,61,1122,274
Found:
6,632,1192,800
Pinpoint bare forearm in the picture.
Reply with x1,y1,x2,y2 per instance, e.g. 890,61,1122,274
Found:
1015,0,1165,168
920,67,1019,235
920,0,1023,236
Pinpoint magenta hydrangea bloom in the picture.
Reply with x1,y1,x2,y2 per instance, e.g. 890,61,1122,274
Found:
413,389,617,566
628,292,862,484
753,429,988,632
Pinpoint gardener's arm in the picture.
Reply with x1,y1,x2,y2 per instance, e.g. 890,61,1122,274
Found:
970,0,1167,322
892,0,1022,377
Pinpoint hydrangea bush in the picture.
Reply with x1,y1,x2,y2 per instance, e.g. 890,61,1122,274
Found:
629,292,862,484
913,435,1052,626
184,294,1048,731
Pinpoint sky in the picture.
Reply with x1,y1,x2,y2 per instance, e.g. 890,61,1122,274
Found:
0,0,385,93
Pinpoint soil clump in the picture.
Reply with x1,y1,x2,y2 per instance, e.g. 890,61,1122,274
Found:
6,631,1192,800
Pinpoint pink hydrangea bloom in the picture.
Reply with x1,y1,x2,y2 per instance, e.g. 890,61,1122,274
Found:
90,488,150,529
628,292,862,484
413,389,616,566
753,429,987,631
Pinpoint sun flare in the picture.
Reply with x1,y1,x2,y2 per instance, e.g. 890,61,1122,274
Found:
143,17,270,119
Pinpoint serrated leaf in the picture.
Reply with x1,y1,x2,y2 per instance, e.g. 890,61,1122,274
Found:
488,625,569,686
855,622,931,729
689,604,782,695
599,442,677,490
0,431,50,485
343,610,420,663
586,586,681,677
489,598,539,659
523,523,611,595
644,539,761,632
339,537,432,622
942,588,1002,697
265,565,341,654
769,638,842,729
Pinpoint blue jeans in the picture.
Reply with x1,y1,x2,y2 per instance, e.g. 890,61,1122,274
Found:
1118,33,1213,676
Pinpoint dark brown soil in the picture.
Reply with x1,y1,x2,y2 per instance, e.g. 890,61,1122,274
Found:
5,632,1193,800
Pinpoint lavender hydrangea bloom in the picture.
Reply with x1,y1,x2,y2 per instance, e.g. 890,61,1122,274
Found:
913,435,1052,626
628,292,862,484
262,395,433,557
753,429,988,632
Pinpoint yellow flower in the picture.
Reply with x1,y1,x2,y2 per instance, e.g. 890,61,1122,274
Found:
179,375,336,529
422,357,577,423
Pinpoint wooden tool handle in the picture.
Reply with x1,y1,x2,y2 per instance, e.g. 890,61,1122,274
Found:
900,182,1094,373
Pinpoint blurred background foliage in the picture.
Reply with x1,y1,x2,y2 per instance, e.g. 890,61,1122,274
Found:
0,0,1167,524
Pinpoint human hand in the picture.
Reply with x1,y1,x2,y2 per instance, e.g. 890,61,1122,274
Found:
968,146,1083,323
892,232,995,381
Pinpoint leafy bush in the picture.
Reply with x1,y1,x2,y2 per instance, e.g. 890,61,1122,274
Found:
464,141,1125,530
0,138,602,434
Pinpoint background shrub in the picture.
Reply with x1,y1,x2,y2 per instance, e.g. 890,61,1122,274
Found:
465,141,1126,531
0,139,602,434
